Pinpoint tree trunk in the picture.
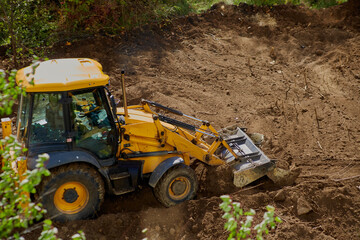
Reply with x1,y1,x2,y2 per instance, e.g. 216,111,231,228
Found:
9,0,17,68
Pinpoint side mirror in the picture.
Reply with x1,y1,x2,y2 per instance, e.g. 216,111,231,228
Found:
110,95,117,116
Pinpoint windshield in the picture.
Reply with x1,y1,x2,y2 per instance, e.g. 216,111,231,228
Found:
16,94,31,142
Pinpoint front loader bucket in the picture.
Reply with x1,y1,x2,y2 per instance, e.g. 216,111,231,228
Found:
218,127,275,188
233,161,275,187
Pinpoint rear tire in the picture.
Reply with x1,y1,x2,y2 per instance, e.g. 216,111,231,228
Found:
38,163,104,222
154,164,198,207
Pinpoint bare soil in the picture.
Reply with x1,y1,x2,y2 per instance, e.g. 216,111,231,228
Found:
21,1,360,239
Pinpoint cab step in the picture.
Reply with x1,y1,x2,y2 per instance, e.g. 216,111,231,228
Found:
107,161,143,195
109,171,130,180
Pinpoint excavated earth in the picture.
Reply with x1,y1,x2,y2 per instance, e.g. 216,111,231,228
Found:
14,1,360,239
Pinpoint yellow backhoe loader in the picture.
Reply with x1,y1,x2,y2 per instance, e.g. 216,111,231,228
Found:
5,58,296,222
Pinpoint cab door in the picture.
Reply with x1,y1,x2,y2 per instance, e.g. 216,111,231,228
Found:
69,88,117,159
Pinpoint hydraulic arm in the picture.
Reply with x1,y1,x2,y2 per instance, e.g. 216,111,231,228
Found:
117,99,280,187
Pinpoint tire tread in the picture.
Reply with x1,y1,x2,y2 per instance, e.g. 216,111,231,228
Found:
38,163,105,222
154,164,198,207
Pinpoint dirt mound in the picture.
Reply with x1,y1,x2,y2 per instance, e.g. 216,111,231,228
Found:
24,1,360,239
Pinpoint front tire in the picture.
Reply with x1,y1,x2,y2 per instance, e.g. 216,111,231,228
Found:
38,163,104,222
154,164,198,207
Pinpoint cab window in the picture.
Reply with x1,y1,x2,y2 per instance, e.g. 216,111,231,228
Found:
29,93,66,144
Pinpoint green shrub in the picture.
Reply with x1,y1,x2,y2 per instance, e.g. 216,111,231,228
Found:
220,195,282,240
0,0,56,65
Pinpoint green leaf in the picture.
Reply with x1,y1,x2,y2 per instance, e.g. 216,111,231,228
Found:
222,212,232,220
266,205,275,212
220,195,231,202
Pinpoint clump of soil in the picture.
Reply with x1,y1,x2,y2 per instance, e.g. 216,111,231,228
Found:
267,166,301,186
23,0,360,239
196,163,238,197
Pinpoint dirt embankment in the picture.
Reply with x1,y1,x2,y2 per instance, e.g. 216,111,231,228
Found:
23,0,360,239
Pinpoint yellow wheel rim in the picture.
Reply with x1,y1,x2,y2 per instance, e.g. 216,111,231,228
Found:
54,182,89,214
168,177,190,200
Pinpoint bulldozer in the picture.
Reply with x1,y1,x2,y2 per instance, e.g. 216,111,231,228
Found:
7,58,296,222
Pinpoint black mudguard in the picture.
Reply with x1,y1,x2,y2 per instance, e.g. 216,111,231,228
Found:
27,150,102,170
27,151,111,188
148,156,184,188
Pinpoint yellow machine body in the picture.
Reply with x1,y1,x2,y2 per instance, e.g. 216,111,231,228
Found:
1,118,12,169
117,107,229,174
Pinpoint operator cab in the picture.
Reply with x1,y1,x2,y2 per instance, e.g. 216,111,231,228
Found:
16,59,119,168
